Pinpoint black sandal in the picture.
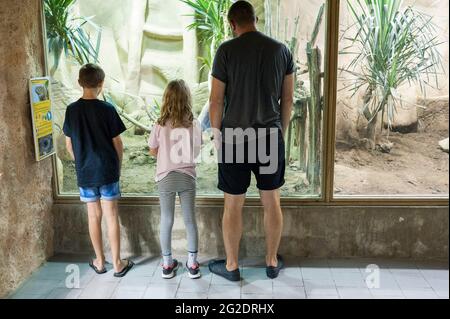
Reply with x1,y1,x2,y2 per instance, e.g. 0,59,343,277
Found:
89,260,107,274
114,259,135,278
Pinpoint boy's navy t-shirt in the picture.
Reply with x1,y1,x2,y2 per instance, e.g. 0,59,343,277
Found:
63,99,126,188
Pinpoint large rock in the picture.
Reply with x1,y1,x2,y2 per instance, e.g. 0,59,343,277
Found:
439,138,449,153
383,88,418,133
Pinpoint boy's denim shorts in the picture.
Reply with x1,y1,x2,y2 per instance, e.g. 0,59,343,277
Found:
79,182,121,203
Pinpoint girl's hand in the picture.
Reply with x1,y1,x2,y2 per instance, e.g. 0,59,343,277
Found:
149,147,158,157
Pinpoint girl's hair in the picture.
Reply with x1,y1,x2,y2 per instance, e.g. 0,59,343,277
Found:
157,79,194,128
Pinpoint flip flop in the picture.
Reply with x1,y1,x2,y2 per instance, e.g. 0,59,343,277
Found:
114,259,135,278
89,260,107,274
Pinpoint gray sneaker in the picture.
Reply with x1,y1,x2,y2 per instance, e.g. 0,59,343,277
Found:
186,262,202,279
162,259,179,279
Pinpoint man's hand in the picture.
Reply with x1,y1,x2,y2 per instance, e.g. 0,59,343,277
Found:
280,73,295,139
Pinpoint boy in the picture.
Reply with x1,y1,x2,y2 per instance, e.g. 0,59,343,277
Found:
63,63,134,277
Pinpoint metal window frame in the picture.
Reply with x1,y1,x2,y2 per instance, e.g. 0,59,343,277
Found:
40,0,448,207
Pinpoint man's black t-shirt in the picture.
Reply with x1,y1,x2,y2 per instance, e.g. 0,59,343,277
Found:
63,99,126,188
212,31,295,130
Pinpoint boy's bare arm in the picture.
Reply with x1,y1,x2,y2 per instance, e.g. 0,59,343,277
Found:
112,136,124,168
65,137,75,160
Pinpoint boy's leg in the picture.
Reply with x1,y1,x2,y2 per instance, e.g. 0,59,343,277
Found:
159,190,176,265
260,189,283,267
87,201,105,270
222,192,246,271
179,186,198,266
101,199,127,272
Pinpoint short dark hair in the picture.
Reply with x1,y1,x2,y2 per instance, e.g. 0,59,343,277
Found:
78,63,105,88
228,1,256,26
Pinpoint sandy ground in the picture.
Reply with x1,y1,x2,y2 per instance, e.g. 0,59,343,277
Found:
334,99,449,196
334,131,449,195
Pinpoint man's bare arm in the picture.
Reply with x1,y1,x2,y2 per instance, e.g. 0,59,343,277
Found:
65,137,75,160
280,73,295,138
209,77,226,146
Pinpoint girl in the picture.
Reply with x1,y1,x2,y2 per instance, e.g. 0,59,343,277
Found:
148,79,202,279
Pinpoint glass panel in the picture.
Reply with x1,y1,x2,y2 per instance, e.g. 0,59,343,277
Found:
334,0,449,197
45,0,327,197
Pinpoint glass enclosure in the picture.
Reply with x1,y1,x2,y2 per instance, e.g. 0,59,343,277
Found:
44,0,327,198
334,0,449,197
44,0,449,200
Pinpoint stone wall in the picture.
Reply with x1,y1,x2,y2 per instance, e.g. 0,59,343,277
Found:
0,1,54,298
53,204,449,260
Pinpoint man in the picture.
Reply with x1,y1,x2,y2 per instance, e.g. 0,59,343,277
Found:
208,1,295,281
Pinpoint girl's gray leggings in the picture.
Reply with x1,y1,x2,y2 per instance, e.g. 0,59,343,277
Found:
157,171,198,256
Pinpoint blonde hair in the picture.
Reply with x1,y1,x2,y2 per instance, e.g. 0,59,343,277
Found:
157,79,194,128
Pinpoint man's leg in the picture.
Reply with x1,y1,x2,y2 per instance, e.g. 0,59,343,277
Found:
87,201,105,270
223,193,246,271
101,199,127,272
260,189,283,267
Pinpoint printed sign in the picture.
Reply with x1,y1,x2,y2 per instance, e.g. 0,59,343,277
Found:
29,77,55,161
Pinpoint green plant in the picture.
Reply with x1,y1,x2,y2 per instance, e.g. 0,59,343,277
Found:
341,0,444,142
180,0,232,72
44,0,101,75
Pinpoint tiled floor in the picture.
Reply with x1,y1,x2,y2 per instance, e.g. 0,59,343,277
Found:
8,255,449,299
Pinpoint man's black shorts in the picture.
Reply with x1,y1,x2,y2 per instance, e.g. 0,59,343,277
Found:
218,129,286,195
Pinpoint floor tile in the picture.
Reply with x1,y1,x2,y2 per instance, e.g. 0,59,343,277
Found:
333,272,366,288
78,282,118,299
116,276,151,292
211,275,242,286
112,289,145,299
301,268,333,281
178,276,211,293
45,288,83,299
142,284,178,299
337,287,373,299
8,256,449,301
402,288,439,299
176,292,208,299
241,294,273,299
369,288,405,299
208,285,241,299
273,286,306,299
272,267,303,287
16,278,63,296
304,280,339,298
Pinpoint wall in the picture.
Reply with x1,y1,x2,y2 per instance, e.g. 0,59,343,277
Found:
0,1,54,297
53,204,449,260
